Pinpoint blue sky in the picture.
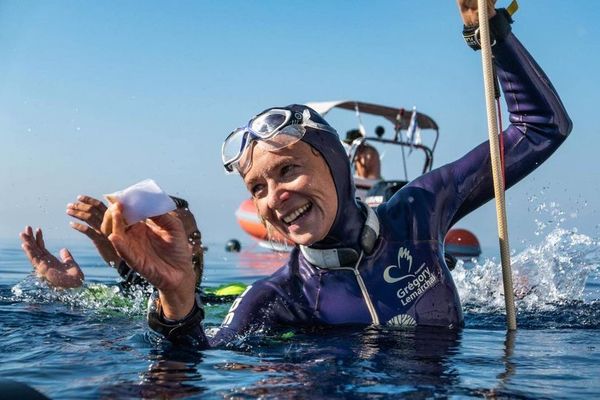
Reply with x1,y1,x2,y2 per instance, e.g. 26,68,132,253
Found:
1,1,598,251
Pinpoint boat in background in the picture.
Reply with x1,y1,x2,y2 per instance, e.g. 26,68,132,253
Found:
236,100,481,259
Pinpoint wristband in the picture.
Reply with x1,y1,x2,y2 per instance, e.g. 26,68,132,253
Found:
147,291,205,338
462,8,513,51
116,260,147,288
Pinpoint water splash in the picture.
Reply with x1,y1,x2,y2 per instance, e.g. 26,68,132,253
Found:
455,193,600,326
453,227,600,328
527,193,589,238
10,275,150,316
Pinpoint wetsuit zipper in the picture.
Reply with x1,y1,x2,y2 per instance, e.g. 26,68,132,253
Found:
352,251,380,325
329,252,380,324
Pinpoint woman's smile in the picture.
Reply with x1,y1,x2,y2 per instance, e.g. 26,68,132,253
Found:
281,202,312,225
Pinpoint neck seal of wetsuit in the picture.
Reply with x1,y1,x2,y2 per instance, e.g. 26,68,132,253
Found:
300,202,379,268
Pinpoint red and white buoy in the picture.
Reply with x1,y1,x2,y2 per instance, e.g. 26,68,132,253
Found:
444,228,481,259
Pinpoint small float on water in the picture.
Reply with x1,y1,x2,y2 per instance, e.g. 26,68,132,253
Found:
235,100,481,259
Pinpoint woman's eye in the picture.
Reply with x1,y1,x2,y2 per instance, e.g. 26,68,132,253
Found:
281,164,296,177
251,184,265,197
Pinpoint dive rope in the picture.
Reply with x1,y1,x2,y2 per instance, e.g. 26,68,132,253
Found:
477,0,518,330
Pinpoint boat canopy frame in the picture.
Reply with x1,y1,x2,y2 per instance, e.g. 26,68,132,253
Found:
306,100,440,176
349,136,434,175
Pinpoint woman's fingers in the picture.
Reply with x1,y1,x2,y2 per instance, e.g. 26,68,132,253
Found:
67,195,107,230
20,227,45,262
20,236,48,275
69,221,101,240
22,225,34,239
110,202,126,235
59,248,75,265
77,195,107,211
21,239,39,265
100,205,115,238
67,207,103,230
66,206,93,223
104,202,130,257
149,213,183,237
35,228,46,250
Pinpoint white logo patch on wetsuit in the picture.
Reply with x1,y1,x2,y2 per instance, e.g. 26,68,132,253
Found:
383,247,437,306
387,314,416,327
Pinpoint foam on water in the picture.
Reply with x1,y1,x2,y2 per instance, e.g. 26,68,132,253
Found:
454,228,599,306
10,276,150,316
452,198,600,329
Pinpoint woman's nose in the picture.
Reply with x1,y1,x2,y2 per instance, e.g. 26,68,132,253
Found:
267,181,290,210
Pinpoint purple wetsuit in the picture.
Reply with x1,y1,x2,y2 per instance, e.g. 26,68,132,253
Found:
148,31,572,347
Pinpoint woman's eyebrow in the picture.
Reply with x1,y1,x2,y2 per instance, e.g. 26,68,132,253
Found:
244,154,299,187
244,175,259,189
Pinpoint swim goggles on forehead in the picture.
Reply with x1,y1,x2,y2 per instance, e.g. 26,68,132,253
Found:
221,108,337,173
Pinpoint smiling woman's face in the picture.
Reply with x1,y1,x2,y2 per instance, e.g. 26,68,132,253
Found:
242,140,338,246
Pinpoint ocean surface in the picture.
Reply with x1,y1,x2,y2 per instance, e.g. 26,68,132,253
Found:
1,226,599,399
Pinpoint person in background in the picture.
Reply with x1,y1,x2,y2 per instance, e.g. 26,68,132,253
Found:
344,129,382,180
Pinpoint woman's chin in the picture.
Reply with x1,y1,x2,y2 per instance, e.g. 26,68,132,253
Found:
287,230,326,247
273,212,330,246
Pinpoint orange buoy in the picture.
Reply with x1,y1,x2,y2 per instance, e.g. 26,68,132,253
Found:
444,228,481,258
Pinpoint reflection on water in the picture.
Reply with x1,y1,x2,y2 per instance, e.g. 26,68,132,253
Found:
100,351,206,399
498,330,516,386
236,248,289,273
204,327,463,399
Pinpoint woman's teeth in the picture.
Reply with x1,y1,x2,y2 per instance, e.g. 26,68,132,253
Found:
283,203,312,224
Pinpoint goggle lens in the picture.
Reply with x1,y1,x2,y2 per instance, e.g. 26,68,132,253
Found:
262,124,305,149
221,128,247,166
250,110,290,137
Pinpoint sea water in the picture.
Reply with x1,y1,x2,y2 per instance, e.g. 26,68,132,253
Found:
1,226,599,399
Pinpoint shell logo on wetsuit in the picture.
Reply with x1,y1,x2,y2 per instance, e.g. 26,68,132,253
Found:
383,246,438,307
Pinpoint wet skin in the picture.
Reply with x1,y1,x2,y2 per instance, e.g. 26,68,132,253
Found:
243,141,338,246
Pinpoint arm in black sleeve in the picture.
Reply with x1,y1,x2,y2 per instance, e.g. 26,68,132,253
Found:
116,260,150,291
146,279,289,348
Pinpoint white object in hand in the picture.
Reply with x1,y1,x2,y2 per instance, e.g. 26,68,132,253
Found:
105,179,176,225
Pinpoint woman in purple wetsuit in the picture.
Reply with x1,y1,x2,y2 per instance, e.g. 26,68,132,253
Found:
102,1,571,347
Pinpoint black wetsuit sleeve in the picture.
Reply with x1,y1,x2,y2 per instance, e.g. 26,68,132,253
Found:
146,279,289,348
116,260,150,292
147,291,210,347
208,280,292,347
392,32,572,236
